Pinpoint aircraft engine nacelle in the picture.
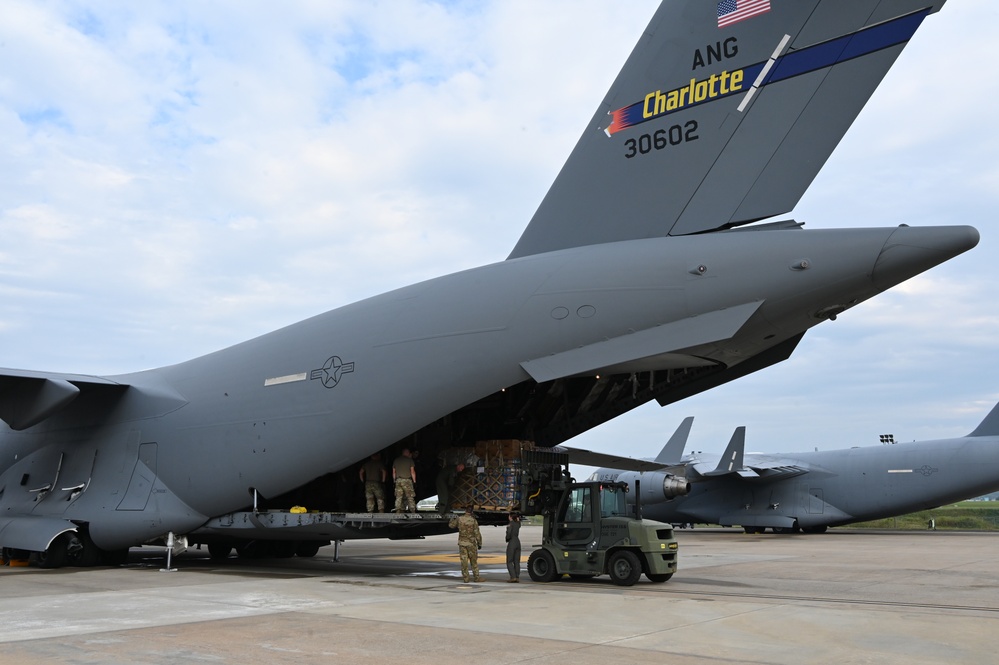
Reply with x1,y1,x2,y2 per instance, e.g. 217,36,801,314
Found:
661,474,692,500
616,471,691,505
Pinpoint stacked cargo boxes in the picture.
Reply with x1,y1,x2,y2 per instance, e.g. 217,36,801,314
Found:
448,439,525,512
445,440,568,514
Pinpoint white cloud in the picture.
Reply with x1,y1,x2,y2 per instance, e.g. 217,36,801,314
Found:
1,0,997,464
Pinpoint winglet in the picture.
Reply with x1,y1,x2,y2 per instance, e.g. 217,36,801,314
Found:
710,426,746,475
654,417,694,465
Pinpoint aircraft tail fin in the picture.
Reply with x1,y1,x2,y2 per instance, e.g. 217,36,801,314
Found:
707,427,746,475
967,401,999,438
509,0,947,259
654,416,694,465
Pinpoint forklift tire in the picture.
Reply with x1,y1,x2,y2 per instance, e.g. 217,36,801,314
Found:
608,550,642,586
527,549,558,583
646,572,673,583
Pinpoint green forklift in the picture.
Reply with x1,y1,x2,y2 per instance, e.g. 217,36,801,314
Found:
526,480,678,586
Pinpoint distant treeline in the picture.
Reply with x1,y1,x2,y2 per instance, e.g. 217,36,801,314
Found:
848,502,999,531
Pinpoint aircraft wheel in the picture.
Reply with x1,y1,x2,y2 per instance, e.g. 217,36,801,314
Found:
608,550,642,586
35,534,71,569
273,541,297,558
69,532,103,567
208,543,233,560
802,526,828,534
646,572,673,583
235,541,271,558
4,548,31,566
527,549,558,583
773,527,798,535
743,526,764,534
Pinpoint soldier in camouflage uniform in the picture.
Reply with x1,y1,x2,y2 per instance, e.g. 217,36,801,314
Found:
392,448,417,513
449,507,483,583
359,453,386,512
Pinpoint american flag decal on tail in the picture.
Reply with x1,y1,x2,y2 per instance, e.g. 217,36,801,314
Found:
717,0,771,29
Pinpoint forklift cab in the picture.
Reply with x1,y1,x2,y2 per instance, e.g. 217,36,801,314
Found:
554,483,629,547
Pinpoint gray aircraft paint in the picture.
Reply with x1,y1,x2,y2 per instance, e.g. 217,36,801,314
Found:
583,402,999,531
511,0,947,257
0,0,978,558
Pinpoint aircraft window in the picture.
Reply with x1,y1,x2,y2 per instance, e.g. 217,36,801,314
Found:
563,487,592,523
600,486,628,517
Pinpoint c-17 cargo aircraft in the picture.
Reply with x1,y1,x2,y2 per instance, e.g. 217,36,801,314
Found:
580,401,999,533
0,0,979,566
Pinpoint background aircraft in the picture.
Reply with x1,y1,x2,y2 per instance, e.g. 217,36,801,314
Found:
580,401,999,533
0,0,978,566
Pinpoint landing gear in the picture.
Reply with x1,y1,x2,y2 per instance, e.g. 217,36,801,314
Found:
773,526,800,535
32,530,126,568
34,533,71,569
802,525,828,534
295,541,322,558
68,532,103,567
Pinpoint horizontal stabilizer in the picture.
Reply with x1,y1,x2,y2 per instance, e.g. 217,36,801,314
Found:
0,515,78,552
0,369,126,430
521,301,762,383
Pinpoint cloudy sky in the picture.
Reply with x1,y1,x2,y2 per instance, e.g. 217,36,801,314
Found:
2,1,997,468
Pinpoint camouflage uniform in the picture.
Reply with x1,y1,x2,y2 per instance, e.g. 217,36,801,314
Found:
359,456,386,512
392,451,417,512
449,511,483,582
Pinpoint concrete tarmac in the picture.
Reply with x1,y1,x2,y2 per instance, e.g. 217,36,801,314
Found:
2,526,998,664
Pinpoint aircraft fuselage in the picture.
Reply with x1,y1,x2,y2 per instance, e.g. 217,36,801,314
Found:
637,437,999,530
1,224,976,548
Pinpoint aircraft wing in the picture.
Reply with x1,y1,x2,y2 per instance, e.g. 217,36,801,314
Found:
0,368,127,430
562,446,671,473
688,453,809,482
510,0,947,258
744,457,809,481
564,416,694,473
